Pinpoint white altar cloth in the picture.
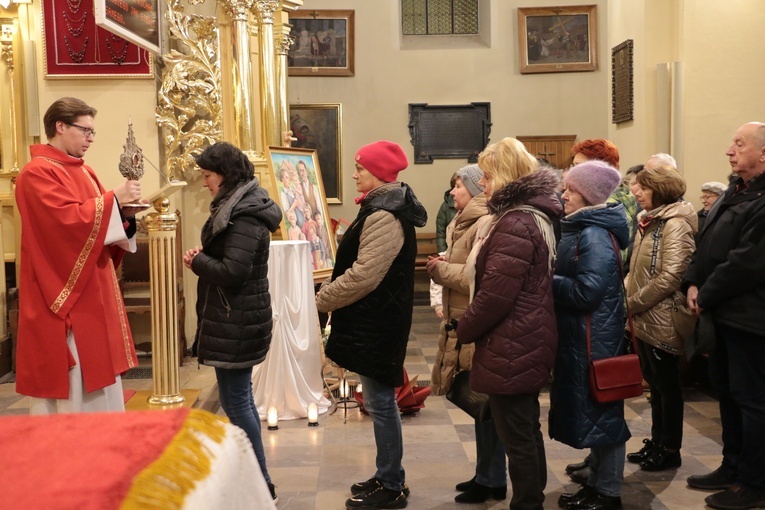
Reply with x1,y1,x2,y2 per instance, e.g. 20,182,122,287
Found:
253,240,330,420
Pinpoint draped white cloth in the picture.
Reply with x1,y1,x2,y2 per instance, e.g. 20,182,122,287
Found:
253,240,330,420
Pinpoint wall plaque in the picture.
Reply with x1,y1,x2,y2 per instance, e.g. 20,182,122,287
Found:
408,103,491,164
612,39,634,124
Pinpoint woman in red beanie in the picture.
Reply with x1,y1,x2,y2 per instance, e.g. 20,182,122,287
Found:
317,141,427,510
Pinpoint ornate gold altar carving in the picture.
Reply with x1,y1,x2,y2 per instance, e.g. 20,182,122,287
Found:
155,0,222,181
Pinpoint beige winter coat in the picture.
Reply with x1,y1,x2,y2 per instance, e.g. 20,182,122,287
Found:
626,201,697,354
428,193,491,395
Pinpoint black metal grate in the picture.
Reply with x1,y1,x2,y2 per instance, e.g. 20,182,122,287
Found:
123,367,153,380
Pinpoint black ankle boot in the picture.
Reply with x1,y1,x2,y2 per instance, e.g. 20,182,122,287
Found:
565,491,622,510
640,445,681,471
454,482,507,504
626,438,656,464
565,453,592,474
455,476,475,492
559,485,597,508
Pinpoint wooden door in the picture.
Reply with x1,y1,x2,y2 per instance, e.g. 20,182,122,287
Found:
517,135,577,170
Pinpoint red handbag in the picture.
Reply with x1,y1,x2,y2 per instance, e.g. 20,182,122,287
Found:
586,235,643,404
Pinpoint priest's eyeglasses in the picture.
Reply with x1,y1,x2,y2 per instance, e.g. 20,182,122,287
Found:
66,122,96,138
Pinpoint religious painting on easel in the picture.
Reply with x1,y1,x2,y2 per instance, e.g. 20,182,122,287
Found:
287,9,355,77
42,0,153,78
517,5,598,74
266,146,337,281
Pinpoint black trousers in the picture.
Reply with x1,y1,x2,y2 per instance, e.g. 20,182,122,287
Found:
637,338,684,450
709,323,765,489
488,392,546,510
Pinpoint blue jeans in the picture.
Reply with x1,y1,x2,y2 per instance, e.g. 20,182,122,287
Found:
216,367,271,484
587,442,625,497
475,419,507,487
709,323,765,489
359,374,405,491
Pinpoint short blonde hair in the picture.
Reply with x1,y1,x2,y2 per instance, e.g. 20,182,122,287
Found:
635,164,687,206
478,137,538,190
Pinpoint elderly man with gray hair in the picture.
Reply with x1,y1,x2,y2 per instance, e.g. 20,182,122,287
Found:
683,122,765,510
646,152,678,170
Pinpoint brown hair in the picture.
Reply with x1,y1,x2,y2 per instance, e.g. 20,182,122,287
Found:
635,164,687,207
43,97,97,139
570,139,620,169
478,137,538,190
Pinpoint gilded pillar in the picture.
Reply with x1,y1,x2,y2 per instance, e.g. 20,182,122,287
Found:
145,197,184,405
252,1,280,148
1,22,19,174
219,0,258,152
275,30,294,146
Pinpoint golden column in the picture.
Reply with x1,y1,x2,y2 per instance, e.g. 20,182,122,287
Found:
145,196,185,405
252,1,281,148
1,22,20,174
219,0,258,151
274,29,294,145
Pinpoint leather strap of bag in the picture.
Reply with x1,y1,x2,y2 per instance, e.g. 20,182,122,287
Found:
584,233,639,361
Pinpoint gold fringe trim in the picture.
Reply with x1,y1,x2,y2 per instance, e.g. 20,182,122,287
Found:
120,410,227,510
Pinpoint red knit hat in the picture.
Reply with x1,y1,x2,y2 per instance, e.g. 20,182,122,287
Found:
355,141,408,183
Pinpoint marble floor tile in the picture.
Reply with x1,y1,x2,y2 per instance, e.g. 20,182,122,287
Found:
0,305,731,509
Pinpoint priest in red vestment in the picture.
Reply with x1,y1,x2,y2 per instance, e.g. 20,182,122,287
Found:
14,97,144,413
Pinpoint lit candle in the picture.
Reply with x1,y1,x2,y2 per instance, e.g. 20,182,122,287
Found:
267,406,279,430
339,380,350,398
307,402,319,426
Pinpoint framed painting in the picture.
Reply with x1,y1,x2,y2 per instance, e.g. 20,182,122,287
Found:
289,103,343,204
517,5,598,74
287,9,354,77
42,0,153,79
612,39,634,124
266,146,337,281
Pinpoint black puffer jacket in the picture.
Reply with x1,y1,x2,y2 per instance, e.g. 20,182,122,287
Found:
684,176,765,335
549,203,631,449
324,183,427,387
192,179,282,368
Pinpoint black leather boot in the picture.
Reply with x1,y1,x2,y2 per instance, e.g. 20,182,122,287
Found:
558,485,597,508
565,453,592,474
565,491,622,510
626,438,656,464
454,481,506,503
455,476,475,492
640,445,681,471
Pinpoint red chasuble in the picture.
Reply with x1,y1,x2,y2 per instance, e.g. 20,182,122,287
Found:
15,144,138,399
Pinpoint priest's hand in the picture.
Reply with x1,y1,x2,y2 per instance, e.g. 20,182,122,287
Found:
120,200,150,217
115,179,142,206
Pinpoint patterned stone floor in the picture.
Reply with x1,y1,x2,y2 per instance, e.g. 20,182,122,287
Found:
0,301,728,509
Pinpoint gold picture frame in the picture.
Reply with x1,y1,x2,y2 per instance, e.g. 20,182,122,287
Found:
266,146,337,282
517,5,598,74
287,9,354,77
289,103,342,204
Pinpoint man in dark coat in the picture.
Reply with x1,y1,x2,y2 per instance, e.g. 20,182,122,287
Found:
683,122,765,510
317,141,427,510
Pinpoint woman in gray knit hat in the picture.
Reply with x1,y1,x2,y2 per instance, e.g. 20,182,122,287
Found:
427,164,507,504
